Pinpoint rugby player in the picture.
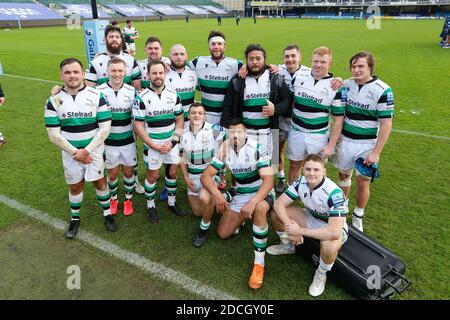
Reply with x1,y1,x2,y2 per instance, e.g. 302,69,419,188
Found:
287,47,346,185
268,154,348,297
122,19,139,56
332,51,394,232
133,61,186,223
138,36,171,88
96,57,137,216
201,120,274,290
178,103,227,248
44,58,116,238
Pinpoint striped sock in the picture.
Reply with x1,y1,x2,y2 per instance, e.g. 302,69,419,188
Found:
144,179,156,208
108,178,119,200
165,176,177,206
319,257,334,274
124,176,135,200
200,219,211,231
253,224,268,266
95,187,111,217
69,191,83,221
277,170,285,180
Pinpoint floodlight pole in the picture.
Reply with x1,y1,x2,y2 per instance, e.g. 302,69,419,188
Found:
91,0,99,19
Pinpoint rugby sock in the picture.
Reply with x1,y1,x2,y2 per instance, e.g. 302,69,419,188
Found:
124,176,135,200
133,164,139,180
69,191,83,221
144,179,156,209
199,219,211,237
95,187,111,217
276,231,292,245
353,207,365,218
165,176,177,206
108,178,119,200
253,224,268,266
277,170,285,181
318,258,334,274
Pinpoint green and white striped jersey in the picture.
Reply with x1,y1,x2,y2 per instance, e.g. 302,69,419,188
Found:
179,122,226,176
343,77,394,141
133,86,183,142
285,176,348,222
85,52,141,86
96,82,136,147
188,56,243,120
138,56,171,88
44,86,112,149
211,139,271,195
243,69,271,130
292,73,346,134
278,64,311,93
165,66,198,122
122,26,138,43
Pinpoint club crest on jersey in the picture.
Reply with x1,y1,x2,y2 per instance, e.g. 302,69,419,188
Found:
304,192,308,198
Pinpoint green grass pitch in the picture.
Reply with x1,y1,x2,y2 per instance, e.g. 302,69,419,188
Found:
0,17,449,299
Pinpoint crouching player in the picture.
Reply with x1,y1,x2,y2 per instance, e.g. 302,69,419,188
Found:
96,57,137,216
201,119,274,290
178,102,227,248
268,154,348,297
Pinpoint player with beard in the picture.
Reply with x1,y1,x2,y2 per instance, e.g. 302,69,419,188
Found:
188,31,243,126
201,120,274,289
85,25,141,90
221,44,293,164
133,61,186,223
84,25,144,195
157,44,198,202
138,36,171,88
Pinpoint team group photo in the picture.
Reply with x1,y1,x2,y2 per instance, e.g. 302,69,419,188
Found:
0,0,448,302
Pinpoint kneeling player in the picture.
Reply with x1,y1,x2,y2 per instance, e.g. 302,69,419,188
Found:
179,103,227,247
268,154,348,297
201,120,274,290
97,57,137,216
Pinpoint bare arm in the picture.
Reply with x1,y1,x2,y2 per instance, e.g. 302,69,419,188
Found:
134,121,160,151
286,216,345,242
85,120,111,153
46,127,78,155
365,118,392,165
321,115,344,159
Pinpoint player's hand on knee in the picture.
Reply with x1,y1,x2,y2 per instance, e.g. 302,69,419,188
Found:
186,179,196,192
240,202,255,220
215,193,227,213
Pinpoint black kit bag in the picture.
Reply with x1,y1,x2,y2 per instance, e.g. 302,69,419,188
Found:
297,225,411,300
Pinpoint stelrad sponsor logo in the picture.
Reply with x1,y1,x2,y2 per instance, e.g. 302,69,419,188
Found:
62,111,94,118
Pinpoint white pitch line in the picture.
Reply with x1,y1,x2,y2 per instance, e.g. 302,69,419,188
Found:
40,52,85,57
392,129,450,141
2,74,60,84
2,73,449,142
0,195,237,300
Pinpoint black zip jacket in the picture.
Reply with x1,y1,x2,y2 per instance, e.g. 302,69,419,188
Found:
220,69,293,129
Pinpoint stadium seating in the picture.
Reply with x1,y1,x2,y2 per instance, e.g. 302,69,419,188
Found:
176,5,210,14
